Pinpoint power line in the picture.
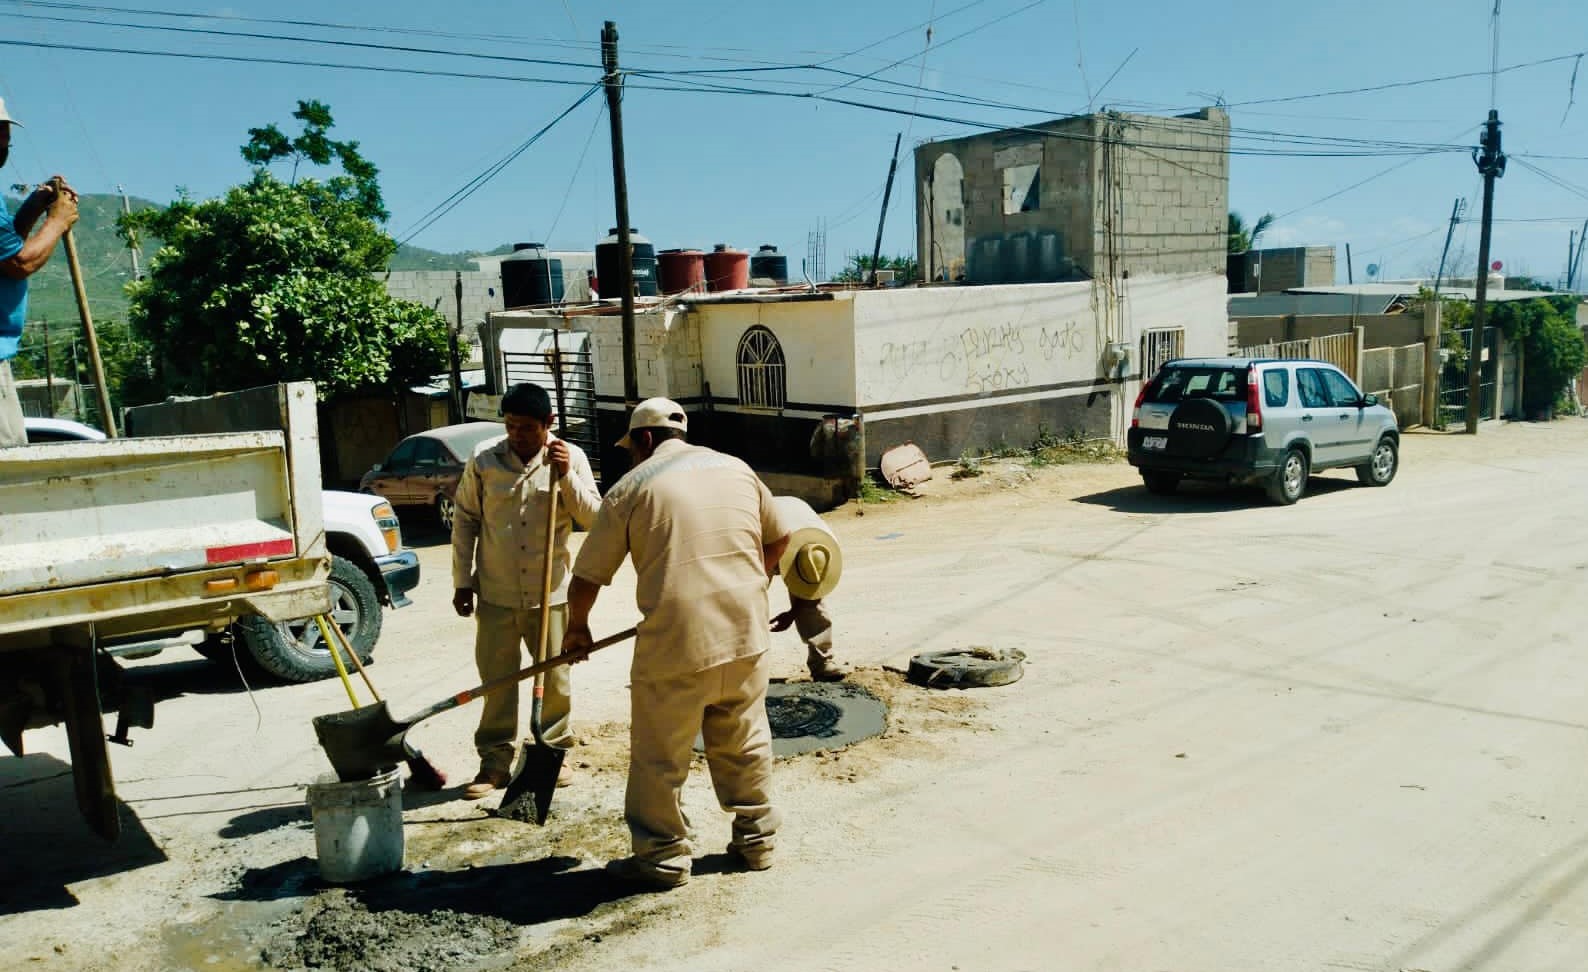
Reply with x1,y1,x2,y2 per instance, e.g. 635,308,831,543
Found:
1511,157,1588,204
395,84,601,246
0,36,603,85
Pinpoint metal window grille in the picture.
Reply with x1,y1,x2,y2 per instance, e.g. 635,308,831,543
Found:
503,332,601,478
736,326,786,410
1141,327,1185,378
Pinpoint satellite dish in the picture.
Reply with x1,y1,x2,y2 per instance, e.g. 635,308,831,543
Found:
1491,260,1503,271
1366,263,1380,278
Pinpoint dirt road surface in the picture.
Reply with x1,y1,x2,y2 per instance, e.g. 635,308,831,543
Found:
5,421,1588,971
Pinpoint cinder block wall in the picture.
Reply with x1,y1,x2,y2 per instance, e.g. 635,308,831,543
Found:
1105,109,1229,279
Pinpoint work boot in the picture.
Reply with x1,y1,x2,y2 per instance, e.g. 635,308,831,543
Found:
556,761,574,788
605,856,689,890
807,648,850,682
727,844,774,871
462,768,508,801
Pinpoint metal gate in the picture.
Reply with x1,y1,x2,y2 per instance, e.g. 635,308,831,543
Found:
502,330,601,478
1436,326,1498,428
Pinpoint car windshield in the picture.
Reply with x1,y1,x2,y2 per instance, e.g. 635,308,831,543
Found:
1145,365,1248,404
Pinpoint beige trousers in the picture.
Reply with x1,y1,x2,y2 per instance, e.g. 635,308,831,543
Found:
626,650,778,881
0,360,25,448
473,600,572,774
792,599,837,668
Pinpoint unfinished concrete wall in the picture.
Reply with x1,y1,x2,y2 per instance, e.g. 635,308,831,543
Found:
1234,312,1424,348
1361,344,1426,428
1236,246,1336,292
1106,109,1230,280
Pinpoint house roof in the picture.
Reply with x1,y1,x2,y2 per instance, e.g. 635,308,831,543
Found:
1289,283,1565,303
1229,292,1400,317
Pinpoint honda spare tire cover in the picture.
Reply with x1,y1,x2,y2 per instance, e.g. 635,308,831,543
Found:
1167,397,1233,458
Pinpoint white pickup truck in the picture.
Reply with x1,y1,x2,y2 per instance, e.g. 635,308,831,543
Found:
1,383,331,838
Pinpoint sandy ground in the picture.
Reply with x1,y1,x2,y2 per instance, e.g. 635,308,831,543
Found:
5,420,1588,971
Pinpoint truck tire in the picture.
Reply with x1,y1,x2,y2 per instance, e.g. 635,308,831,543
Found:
237,554,381,683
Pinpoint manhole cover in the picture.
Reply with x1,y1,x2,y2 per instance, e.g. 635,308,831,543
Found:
767,693,843,738
694,682,887,757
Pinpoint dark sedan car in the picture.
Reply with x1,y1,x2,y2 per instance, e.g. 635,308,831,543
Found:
359,422,505,530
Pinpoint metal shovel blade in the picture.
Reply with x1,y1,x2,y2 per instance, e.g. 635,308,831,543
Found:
312,701,407,781
498,742,565,825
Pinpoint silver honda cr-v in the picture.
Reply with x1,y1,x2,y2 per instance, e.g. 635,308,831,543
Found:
1126,357,1400,505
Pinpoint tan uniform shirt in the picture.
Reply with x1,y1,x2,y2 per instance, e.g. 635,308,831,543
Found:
574,439,791,681
451,434,602,611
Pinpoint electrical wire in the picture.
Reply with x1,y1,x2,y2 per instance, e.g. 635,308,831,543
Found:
396,84,601,246
541,99,604,247
1512,158,1588,204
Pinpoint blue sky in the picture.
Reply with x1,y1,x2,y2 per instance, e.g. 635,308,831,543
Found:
2,0,1586,285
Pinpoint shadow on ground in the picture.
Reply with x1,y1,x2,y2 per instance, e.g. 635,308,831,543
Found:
0,753,167,914
1075,475,1359,514
217,853,644,926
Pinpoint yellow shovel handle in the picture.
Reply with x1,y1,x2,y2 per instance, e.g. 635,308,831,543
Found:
316,614,360,709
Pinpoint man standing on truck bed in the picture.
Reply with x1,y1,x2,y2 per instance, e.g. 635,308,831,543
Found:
451,382,602,800
0,98,79,448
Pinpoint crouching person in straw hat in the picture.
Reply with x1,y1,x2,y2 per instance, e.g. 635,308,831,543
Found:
768,496,849,682
563,397,793,890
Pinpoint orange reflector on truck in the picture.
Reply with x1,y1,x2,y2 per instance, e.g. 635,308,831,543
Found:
244,569,280,591
204,578,238,594
206,538,294,564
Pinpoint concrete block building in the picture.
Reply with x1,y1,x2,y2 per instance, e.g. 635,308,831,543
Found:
915,108,1230,285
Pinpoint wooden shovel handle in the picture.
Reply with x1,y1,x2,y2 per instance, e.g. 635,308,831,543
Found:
404,626,637,726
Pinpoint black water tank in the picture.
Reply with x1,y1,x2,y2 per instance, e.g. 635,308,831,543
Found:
500,243,564,307
595,228,659,298
750,244,789,285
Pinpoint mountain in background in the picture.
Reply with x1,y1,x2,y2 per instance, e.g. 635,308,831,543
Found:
5,192,509,324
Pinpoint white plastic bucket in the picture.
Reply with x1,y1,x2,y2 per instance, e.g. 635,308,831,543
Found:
306,768,404,884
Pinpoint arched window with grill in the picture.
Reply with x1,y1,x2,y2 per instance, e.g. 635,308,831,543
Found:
736,325,787,411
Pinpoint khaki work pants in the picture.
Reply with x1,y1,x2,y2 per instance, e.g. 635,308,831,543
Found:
0,360,24,448
473,600,572,774
792,600,837,669
626,651,778,882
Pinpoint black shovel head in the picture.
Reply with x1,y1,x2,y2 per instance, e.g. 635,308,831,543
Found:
498,743,565,825
313,701,407,781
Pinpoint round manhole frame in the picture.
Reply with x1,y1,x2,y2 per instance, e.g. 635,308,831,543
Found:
694,681,888,757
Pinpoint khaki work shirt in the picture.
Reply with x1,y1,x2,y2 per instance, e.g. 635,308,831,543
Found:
451,434,602,611
574,439,792,682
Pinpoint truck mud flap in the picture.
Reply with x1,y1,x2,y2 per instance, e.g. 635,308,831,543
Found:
58,643,121,841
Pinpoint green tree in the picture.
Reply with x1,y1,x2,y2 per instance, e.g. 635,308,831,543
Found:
121,101,447,399
1227,211,1274,254
1433,294,1584,418
833,253,920,285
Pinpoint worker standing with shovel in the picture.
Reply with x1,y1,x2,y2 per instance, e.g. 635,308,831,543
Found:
451,382,601,800
564,398,794,890
0,99,78,447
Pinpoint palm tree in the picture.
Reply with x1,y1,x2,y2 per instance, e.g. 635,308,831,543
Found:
1228,211,1275,254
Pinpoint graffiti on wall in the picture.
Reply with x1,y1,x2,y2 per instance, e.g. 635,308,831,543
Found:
877,318,1094,398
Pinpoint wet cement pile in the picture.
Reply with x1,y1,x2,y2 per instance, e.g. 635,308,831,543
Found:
262,891,519,972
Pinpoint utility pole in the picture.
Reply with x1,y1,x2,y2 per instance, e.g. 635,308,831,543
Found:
602,20,638,408
117,185,142,281
448,271,465,424
1433,197,1465,296
1466,110,1506,434
1573,218,1588,291
867,133,903,287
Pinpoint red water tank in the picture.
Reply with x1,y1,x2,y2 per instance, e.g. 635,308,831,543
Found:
704,243,749,292
657,248,706,294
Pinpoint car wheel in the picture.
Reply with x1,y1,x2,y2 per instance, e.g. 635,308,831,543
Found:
1141,470,1181,495
236,554,381,683
436,493,456,532
1355,436,1398,487
1266,447,1309,505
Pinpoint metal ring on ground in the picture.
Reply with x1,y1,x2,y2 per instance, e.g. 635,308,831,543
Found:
906,647,1026,689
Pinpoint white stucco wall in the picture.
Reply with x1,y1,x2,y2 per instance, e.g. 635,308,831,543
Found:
690,297,859,416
